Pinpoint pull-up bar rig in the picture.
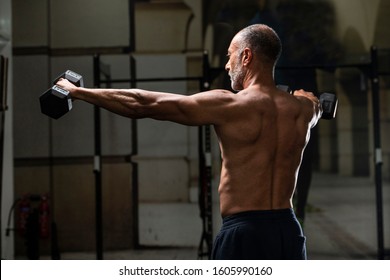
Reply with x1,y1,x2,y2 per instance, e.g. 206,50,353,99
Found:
93,51,215,260
0,55,9,259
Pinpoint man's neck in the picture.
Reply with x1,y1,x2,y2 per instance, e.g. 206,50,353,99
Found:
243,61,274,86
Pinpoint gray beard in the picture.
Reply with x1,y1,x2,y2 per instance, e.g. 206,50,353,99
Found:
230,68,245,91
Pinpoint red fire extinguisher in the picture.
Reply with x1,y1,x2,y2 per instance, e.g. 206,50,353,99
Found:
18,194,31,236
39,194,50,239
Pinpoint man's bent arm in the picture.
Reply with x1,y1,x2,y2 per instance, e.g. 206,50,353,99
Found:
293,89,322,127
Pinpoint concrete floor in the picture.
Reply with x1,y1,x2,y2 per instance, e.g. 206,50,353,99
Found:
45,172,389,260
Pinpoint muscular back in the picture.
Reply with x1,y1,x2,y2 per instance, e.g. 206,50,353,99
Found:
215,87,318,217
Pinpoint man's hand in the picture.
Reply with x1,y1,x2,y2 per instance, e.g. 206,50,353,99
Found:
56,78,78,97
293,89,321,109
293,89,316,101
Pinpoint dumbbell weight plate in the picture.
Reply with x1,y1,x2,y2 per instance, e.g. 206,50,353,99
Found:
39,85,72,119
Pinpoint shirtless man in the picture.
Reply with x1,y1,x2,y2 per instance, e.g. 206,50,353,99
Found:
56,24,322,259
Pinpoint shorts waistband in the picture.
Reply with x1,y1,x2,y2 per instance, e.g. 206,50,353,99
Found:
222,208,296,228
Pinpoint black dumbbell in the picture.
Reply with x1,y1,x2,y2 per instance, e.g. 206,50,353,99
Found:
319,93,338,120
39,70,83,119
277,85,338,120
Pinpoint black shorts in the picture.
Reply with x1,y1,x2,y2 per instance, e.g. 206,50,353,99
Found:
211,208,307,260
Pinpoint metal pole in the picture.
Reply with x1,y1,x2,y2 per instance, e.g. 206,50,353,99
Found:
0,55,7,258
370,46,385,260
93,54,103,260
129,56,140,249
128,0,140,249
202,51,213,259
197,51,214,259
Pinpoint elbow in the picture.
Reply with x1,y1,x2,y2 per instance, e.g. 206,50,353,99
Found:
316,103,323,120
126,106,146,119
125,89,153,119
309,102,322,128
126,102,152,119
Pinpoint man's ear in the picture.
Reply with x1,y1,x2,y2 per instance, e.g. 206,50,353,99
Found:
242,48,252,66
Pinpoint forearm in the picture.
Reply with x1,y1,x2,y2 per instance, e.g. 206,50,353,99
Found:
56,77,235,125
294,91,322,126
309,99,322,127
72,87,153,119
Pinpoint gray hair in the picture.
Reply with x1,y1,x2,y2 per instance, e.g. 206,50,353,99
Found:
237,24,282,66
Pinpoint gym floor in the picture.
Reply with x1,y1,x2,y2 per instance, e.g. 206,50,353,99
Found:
40,172,389,260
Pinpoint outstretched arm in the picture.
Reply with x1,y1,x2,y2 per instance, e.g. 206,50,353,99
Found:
56,78,235,126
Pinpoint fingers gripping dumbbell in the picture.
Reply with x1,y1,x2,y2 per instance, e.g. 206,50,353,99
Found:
277,85,338,120
39,70,83,119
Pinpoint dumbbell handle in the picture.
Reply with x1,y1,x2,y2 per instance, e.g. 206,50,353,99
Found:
54,70,84,87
